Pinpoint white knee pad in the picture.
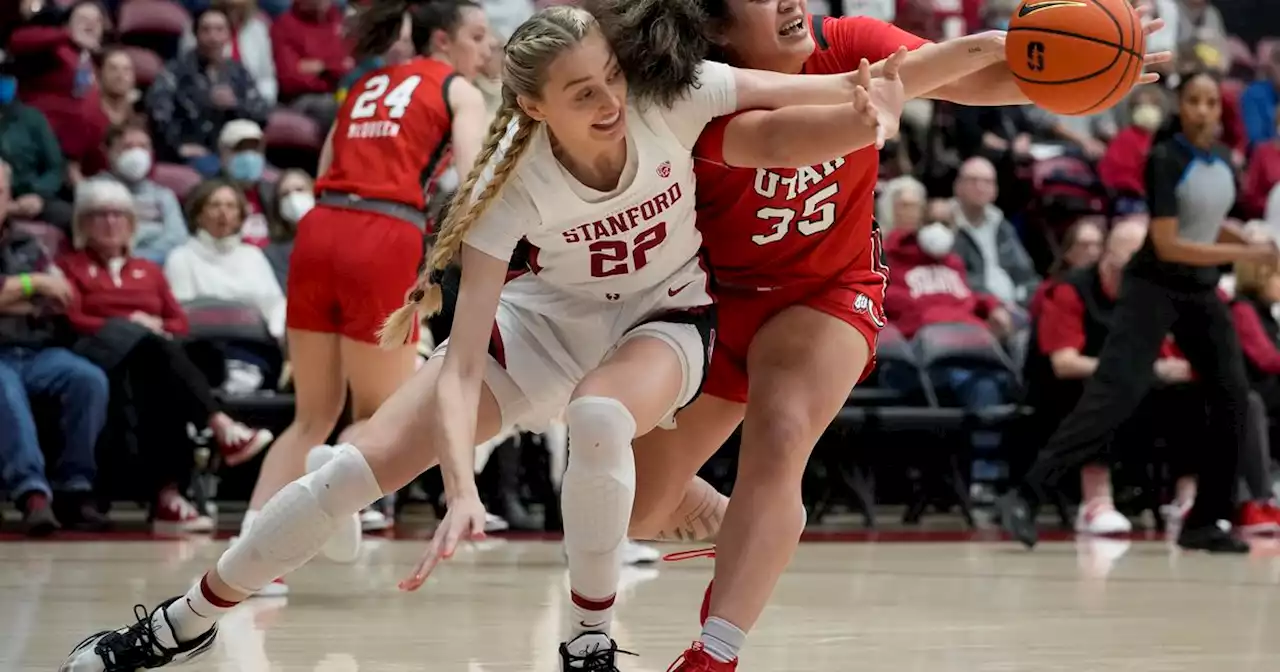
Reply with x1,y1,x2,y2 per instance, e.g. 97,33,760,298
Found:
217,444,382,592
562,397,637,555
565,397,636,471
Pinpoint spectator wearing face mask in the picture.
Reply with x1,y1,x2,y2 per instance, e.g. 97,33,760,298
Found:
165,179,285,339
883,209,1017,489
99,123,189,264
146,7,270,176
1099,87,1168,212
215,119,272,247
262,168,314,288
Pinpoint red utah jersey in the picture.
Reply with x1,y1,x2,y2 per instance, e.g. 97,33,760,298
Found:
694,15,929,289
318,57,458,211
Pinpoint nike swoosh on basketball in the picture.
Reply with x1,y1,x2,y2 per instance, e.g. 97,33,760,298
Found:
1016,0,1086,18
668,281,694,297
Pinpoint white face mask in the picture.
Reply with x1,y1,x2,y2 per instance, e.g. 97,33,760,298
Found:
917,222,956,259
113,147,152,182
1131,103,1164,132
278,191,315,224
196,228,242,255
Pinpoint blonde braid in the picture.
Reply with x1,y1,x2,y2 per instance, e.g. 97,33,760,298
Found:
377,100,540,348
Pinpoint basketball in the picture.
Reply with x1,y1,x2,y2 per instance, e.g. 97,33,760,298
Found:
1005,0,1146,115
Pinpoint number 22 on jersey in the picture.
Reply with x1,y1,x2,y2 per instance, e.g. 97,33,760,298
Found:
750,158,845,247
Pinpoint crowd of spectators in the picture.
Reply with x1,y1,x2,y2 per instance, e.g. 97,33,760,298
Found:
0,0,1279,540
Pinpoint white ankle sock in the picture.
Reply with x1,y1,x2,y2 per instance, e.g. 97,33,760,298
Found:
700,617,745,663
161,575,238,643
216,444,382,593
561,397,636,637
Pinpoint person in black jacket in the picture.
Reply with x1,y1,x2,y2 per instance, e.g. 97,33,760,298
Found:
997,71,1276,553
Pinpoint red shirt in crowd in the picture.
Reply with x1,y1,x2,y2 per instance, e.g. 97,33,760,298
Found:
6,26,109,166
1230,299,1280,374
882,227,1002,339
1242,142,1280,219
271,3,353,99
58,250,189,336
1098,126,1155,198
1037,278,1186,361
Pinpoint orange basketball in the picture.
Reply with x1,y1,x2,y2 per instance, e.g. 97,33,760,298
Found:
1005,0,1146,116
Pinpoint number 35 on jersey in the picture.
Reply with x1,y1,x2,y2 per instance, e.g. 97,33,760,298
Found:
750,157,846,247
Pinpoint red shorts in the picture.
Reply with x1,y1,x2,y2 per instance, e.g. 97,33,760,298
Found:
703,268,887,404
286,205,424,344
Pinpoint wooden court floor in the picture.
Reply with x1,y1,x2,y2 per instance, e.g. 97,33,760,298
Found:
5,537,1280,671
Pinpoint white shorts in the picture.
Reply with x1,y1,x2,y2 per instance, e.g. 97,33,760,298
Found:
432,257,715,434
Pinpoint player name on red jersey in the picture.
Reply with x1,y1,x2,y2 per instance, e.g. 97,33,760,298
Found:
346,120,402,139
561,183,683,245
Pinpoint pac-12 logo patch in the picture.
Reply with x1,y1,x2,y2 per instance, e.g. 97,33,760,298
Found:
656,161,672,178
853,293,872,314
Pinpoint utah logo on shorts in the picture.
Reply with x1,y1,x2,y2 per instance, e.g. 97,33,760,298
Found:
853,293,872,314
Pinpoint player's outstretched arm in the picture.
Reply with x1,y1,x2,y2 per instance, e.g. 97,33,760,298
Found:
719,54,905,168
432,244,508,504
866,32,1005,101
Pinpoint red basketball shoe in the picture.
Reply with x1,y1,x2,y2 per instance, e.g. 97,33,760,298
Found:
667,642,737,672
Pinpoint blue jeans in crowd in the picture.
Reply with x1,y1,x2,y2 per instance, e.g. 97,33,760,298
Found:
0,347,109,500
881,363,1013,481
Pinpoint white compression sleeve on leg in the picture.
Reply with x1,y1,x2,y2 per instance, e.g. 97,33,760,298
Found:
545,420,568,490
216,444,383,593
561,396,637,636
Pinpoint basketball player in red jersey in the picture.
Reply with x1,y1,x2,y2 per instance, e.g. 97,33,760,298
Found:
597,0,1172,668
233,0,492,595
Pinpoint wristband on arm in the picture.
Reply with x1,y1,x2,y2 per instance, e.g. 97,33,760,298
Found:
18,273,34,298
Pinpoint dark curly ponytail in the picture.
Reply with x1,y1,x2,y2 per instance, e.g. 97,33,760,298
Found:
585,0,716,107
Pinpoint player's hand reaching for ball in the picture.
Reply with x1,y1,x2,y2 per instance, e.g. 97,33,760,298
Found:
853,49,907,150
398,494,488,592
1134,4,1173,85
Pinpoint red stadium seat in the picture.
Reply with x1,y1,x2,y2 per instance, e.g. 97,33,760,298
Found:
13,220,70,256
123,45,164,89
151,162,203,201
264,109,323,151
118,0,190,59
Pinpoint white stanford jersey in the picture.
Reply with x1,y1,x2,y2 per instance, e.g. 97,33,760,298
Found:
464,61,737,302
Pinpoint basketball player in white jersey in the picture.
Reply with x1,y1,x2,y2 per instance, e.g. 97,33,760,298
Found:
60,5,905,671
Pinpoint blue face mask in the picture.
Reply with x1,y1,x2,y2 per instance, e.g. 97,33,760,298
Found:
0,76,17,106
227,151,265,182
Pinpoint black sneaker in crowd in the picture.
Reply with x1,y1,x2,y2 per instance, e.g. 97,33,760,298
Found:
60,597,217,671
995,491,1040,549
1177,520,1250,554
53,491,110,532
